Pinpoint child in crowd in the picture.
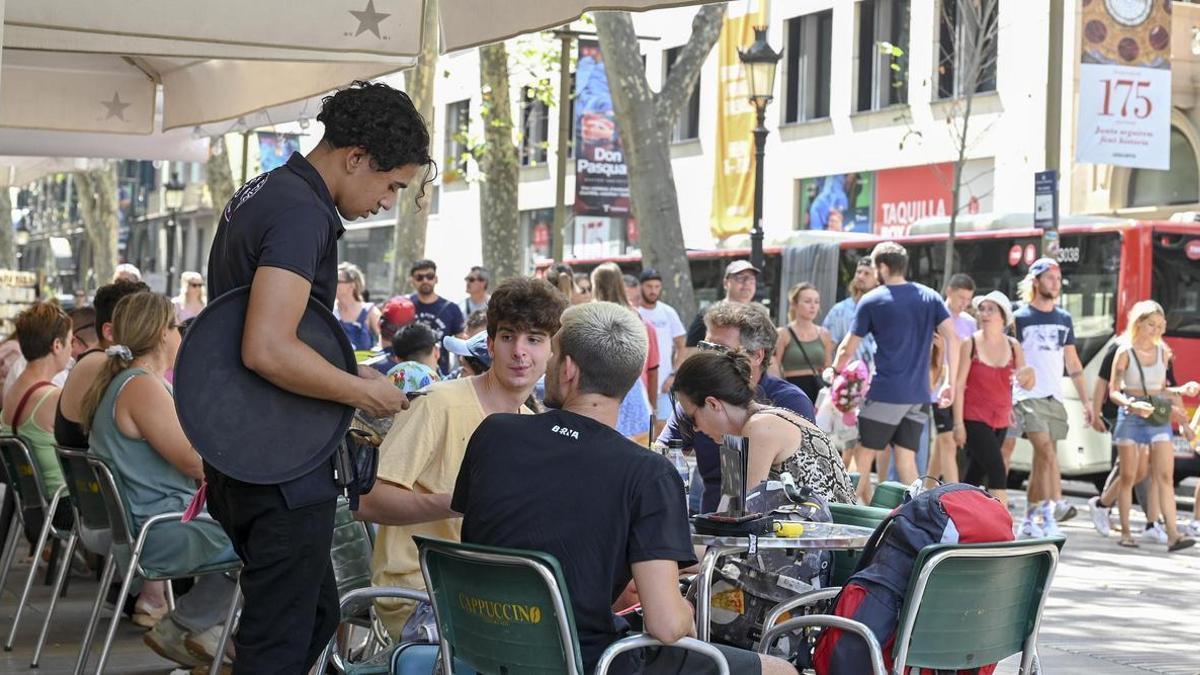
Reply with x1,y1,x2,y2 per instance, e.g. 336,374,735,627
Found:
386,323,441,393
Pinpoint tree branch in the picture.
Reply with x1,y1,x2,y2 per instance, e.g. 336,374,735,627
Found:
656,4,726,124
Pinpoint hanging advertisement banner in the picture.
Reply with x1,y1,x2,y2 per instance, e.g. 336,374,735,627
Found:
709,0,767,240
574,39,630,217
1075,0,1172,170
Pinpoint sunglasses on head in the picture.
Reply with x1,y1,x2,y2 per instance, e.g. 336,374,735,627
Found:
413,272,436,282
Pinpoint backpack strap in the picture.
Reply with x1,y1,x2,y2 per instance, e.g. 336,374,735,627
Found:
10,381,53,429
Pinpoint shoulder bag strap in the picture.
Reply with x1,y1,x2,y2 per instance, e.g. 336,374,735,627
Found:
787,327,820,375
11,381,53,429
1129,347,1150,394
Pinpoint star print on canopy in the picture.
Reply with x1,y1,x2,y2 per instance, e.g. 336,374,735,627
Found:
101,91,131,121
349,0,391,39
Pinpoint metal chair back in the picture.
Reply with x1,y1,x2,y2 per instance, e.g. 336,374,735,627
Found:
0,435,51,534
827,502,890,587
54,445,113,556
893,537,1063,672
415,536,585,675
81,454,137,556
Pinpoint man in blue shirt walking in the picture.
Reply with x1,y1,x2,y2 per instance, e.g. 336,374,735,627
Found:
833,242,959,503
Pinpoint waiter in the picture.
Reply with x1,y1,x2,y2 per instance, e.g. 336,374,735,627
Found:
204,81,431,674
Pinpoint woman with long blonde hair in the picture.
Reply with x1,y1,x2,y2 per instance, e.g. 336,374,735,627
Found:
81,292,239,665
591,263,656,439
172,271,207,322
334,262,380,351
1108,300,1193,551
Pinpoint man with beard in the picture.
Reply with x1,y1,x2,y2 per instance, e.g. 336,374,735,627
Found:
450,302,797,675
822,256,878,369
408,259,465,376
1011,257,1091,539
356,277,566,639
637,269,687,430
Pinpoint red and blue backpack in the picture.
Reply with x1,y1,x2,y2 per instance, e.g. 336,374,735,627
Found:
813,483,1014,674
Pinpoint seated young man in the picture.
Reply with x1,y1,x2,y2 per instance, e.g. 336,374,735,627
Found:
452,303,796,675
356,277,566,639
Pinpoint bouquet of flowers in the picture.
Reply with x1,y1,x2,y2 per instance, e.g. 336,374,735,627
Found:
830,359,871,426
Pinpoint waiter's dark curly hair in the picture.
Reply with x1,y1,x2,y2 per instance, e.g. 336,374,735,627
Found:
317,80,436,203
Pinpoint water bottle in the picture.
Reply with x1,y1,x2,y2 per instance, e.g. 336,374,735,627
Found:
666,439,691,493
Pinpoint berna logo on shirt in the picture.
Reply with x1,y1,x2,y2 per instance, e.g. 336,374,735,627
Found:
224,172,270,221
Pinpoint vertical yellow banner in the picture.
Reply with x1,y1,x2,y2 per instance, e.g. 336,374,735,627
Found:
710,0,768,241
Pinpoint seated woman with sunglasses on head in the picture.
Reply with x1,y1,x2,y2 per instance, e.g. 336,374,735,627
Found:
672,349,856,505
81,292,239,668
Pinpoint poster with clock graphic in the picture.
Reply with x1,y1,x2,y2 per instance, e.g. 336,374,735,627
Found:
1076,0,1172,170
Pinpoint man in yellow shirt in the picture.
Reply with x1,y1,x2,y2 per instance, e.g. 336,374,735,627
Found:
356,277,567,637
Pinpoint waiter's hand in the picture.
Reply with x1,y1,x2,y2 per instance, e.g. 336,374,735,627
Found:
357,377,410,418
358,364,385,380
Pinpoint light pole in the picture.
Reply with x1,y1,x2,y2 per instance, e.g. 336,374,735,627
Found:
163,173,186,297
738,27,782,301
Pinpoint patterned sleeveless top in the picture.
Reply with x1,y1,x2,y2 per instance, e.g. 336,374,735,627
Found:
756,406,857,505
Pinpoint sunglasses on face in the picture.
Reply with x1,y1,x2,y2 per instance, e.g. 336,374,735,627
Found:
466,276,483,283
413,273,436,282
697,340,731,354
188,282,203,288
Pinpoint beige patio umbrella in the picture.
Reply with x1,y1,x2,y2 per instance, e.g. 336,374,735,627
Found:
4,0,722,55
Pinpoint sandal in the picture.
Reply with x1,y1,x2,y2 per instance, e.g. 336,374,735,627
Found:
1117,538,1139,548
1168,536,1196,553
132,600,168,628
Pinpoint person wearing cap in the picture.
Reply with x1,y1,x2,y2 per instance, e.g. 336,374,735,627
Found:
363,296,417,376
952,291,1034,506
385,323,441,393
1011,256,1092,539
357,277,566,639
832,242,958,504
684,260,760,351
636,268,687,429
442,330,491,377
622,274,642,308
460,266,491,317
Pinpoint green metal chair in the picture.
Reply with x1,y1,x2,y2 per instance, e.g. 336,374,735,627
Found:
0,435,75,660
316,499,417,674
759,537,1064,674
868,481,908,509
415,536,730,675
84,453,241,675
827,503,890,587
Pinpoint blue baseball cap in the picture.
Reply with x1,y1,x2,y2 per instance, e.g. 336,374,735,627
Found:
1029,257,1059,277
442,332,491,367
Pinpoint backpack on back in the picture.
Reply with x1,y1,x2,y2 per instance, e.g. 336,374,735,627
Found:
813,483,1014,674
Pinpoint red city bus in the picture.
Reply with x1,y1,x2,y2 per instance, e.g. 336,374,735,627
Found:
545,218,1199,487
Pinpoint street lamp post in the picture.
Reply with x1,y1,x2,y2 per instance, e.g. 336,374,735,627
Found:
738,27,782,301
163,173,186,297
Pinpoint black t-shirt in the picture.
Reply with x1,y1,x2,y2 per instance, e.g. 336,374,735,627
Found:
452,409,696,672
1098,341,1177,423
206,152,344,508
685,310,706,348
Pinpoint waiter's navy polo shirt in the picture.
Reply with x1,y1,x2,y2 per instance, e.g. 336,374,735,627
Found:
207,152,345,508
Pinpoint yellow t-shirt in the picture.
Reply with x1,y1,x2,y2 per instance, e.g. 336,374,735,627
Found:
370,376,528,637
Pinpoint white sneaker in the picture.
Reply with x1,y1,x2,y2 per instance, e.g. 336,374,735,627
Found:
1185,520,1200,538
1040,504,1063,537
1017,518,1045,539
1088,496,1111,537
1142,522,1169,545
1054,500,1078,522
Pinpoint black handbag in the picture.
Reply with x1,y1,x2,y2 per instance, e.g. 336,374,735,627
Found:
335,428,379,511
1130,348,1173,427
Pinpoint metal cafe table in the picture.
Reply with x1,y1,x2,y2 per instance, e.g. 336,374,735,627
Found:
691,522,875,642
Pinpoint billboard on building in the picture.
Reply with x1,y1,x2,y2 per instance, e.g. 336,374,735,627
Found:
873,161,990,237
1075,0,1172,170
709,0,768,240
574,39,630,218
798,172,875,233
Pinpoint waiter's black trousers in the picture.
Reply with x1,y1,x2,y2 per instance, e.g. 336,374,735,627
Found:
205,466,339,675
